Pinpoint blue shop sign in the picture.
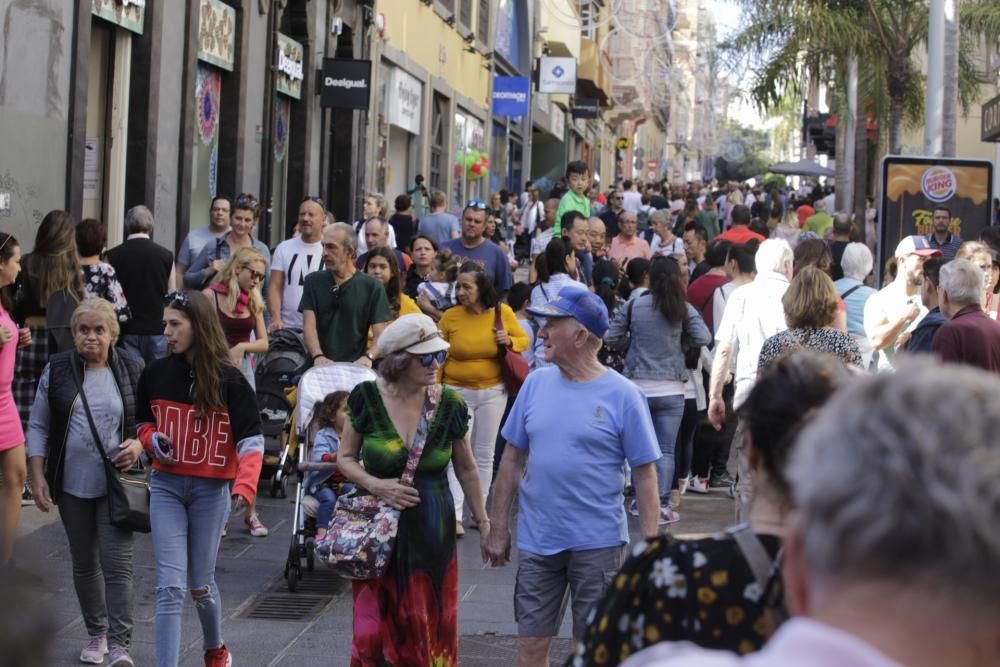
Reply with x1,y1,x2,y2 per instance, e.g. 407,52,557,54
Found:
493,76,530,117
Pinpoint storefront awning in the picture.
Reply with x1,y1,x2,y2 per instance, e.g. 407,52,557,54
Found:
576,78,609,107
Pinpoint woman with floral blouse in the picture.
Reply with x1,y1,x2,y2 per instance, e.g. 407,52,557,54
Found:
76,218,131,324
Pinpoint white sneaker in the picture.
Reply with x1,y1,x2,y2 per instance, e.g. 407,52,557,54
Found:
80,635,108,664
245,513,269,537
658,508,681,525
687,476,710,494
678,477,689,495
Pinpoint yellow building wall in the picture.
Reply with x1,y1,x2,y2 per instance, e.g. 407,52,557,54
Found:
378,1,491,108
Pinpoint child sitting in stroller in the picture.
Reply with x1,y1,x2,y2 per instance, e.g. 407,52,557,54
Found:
306,391,352,539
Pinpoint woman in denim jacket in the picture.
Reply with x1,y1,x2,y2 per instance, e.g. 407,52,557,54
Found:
605,256,711,524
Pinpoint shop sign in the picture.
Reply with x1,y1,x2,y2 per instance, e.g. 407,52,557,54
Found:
878,155,993,280
982,93,1000,142
197,0,236,71
549,102,565,140
493,76,530,117
92,0,145,35
538,57,576,94
572,97,599,119
276,33,304,99
320,58,372,109
387,67,422,134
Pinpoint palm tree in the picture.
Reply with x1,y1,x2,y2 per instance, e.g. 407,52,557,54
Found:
728,0,999,155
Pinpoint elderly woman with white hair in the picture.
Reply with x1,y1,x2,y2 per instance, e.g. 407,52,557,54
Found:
336,313,487,666
832,242,877,368
26,298,144,666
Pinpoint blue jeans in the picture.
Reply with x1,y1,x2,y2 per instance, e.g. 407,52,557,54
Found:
313,485,339,530
150,470,230,667
119,334,166,366
646,394,685,505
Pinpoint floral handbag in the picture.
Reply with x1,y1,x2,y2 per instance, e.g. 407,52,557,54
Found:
317,385,440,580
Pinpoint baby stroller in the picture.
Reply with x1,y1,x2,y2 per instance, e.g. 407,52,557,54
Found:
284,363,376,591
255,329,310,497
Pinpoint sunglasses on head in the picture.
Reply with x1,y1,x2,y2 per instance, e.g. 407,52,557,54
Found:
164,291,192,309
234,194,259,209
302,195,326,209
412,350,447,367
465,199,488,211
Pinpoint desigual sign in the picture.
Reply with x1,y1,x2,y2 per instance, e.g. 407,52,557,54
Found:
276,33,304,99
320,58,373,109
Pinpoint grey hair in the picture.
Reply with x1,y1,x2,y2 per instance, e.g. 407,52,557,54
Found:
939,258,983,306
124,205,155,236
754,238,793,274
71,298,120,345
789,360,1000,611
376,350,414,384
327,221,358,254
648,209,671,227
840,242,873,282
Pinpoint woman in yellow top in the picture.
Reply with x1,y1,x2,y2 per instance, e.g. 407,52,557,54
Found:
364,247,420,348
438,262,528,535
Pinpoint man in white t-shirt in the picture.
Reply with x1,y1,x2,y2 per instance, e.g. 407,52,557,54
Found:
268,197,328,330
621,179,642,214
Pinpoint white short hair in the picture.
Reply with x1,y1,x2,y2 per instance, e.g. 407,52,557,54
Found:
790,361,1000,612
840,242,873,282
754,238,793,274
939,258,984,306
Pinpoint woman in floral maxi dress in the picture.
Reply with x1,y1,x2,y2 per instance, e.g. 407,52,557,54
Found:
337,313,489,666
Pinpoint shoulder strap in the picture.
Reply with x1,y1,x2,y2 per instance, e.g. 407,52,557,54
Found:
727,523,775,586
71,364,118,467
399,385,442,486
539,283,549,299
839,284,862,300
493,303,503,332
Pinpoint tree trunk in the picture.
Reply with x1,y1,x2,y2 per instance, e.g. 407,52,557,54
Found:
841,55,858,215
888,95,905,155
853,104,869,236
942,0,958,156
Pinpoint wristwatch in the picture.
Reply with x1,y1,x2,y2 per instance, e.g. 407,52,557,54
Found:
364,352,375,362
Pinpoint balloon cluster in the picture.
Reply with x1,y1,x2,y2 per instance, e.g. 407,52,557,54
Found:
454,151,491,180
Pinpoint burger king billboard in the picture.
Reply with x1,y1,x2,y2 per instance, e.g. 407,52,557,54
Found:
879,156,993,274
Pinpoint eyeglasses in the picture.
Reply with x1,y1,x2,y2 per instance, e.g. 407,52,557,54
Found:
243,267,264,282
412,350,447,367
234,194,259,209
164,291,191,309
302,195,326,210
465,199,488,210
611,196,624,200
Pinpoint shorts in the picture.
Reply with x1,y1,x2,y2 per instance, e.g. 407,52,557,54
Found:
514,545,626,638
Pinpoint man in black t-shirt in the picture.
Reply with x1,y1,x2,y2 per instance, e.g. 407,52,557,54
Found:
106,205,174,364
827,213,852,281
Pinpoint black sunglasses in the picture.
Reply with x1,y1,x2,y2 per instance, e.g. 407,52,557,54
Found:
234,194,259,209
164,291,192,309
465,199,488,210
412,350,447,367
302,195,326,210
329,283,341,307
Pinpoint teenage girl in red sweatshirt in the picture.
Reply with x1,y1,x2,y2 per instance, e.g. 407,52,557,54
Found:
135,291,263,667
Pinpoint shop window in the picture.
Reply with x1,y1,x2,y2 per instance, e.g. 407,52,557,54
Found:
430,94,449,191
453,110,485,211
476,0,490,44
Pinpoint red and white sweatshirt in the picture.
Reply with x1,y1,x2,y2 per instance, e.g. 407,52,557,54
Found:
136,354,264,503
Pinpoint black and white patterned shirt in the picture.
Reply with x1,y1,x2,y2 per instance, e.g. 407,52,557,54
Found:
758,327,863,370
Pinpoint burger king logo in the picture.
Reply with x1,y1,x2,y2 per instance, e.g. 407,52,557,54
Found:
921,166,956,203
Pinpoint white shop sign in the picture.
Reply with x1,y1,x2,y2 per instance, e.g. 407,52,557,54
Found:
387,67,422,135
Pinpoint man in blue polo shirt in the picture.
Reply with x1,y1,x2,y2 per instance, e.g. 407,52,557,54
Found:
485,287,660,665
440,201,512,293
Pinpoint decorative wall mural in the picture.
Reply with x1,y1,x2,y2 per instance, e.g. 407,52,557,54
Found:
196,65,221,145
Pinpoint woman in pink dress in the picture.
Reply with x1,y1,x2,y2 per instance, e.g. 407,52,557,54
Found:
0,232,31,566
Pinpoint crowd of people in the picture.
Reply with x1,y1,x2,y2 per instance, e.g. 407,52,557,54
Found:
0,163,998,667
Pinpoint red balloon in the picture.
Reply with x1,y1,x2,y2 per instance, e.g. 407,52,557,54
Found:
481,158,491,168
471,163,483,175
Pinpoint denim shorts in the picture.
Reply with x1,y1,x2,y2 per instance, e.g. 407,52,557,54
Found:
514,545,626,638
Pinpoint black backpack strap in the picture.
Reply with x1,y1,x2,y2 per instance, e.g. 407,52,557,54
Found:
839,284,862,300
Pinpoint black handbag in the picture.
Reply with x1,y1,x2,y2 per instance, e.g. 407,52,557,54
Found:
74,372,152,533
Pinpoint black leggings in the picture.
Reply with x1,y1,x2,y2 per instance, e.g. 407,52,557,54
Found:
672,398,699,489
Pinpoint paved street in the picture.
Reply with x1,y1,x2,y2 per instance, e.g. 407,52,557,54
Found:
13,478,735,666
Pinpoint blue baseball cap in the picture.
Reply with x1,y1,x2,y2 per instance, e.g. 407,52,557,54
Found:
526,286,609,338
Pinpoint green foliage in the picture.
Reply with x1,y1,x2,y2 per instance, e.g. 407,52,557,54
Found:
714,121,773,182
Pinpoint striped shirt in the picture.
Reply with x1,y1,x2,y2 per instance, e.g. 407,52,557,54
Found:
926,232,963,259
